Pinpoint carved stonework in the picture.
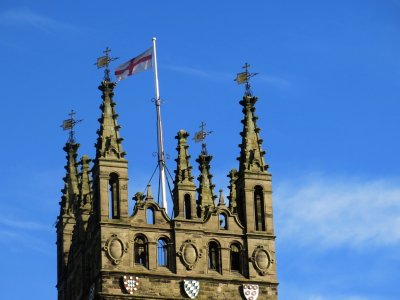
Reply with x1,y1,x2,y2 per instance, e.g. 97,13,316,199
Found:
177,240,202,270
103,234,128,264
250,245,272,275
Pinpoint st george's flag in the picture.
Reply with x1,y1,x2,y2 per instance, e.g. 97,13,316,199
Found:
114,47,153,81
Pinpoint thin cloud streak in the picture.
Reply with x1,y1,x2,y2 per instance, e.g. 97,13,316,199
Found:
0,8,77,33
275,174,400,248
164,65,290,89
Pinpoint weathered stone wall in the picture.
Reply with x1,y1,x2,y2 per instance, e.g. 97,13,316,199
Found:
99,273,278,299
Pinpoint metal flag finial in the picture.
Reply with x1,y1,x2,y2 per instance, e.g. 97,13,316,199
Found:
60,110,82,143
193,121,213,155
94,47,119,82
234,63,258,96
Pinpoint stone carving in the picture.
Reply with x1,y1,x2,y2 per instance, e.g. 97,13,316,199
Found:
250,245,271,275
183,279,200,299
243,284,259,300
122,275,139,294
103,234,128,264
177,240,202,270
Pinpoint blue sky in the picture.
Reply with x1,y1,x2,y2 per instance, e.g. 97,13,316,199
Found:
0,1,399,299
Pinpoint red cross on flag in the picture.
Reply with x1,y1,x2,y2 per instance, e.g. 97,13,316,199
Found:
114,47,153,81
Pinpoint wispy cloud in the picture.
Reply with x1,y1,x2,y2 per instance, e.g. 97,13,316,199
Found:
0,8,77,33
257,74,290,88
163,64,232,82
0,216,52,255
275,174,400,248
0,217,49,231
164,64,291,89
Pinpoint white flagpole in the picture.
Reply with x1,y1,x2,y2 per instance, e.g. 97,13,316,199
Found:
152,37,168,212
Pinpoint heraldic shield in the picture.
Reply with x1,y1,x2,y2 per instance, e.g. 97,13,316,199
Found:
243,284,259,300
183,279,200,299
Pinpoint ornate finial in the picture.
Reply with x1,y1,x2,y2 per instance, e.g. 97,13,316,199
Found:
193,121,213,155
94,47,119,82
60,110,82,143
234,63,258,96
146,184,154,202
218,189,225,206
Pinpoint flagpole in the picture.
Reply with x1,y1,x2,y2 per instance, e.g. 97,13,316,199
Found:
152,37,168,212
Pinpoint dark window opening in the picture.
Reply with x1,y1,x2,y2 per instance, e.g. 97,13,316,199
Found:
134,236,147,267
208,241,220,272
254,186,265,231
230,243,242,272
108,173,120,219
184,194,192,220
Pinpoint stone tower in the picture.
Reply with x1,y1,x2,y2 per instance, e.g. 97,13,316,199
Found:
56,76,278,299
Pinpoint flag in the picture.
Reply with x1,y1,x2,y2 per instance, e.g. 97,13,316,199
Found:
234,72,247,84
114,47,153,81
96,56,108,68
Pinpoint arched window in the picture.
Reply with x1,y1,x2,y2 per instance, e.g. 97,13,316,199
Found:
208,241,220,272
254,186,265,231
157,238,169,267
108,173,120,219
219,213,227,229
146,207,155,224
230,243,242,272
134,236,147,267
184,194,192,220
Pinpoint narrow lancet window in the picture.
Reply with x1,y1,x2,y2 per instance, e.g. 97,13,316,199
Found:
184,194,192,219
230,243,242,272
254,186,265,231
108,173,120,219
157,238,169,267
219,213,227,229
208,241,220,272
134,236,147,267
146,207,155,224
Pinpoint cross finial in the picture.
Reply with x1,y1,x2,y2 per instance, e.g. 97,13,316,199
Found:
193,121,213,155
60,109,82,143
94,47,119,82
234,63,258,96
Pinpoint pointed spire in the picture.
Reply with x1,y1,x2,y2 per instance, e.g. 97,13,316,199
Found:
227,169,238,213
174,130,195,184
78,155,92,216
196,151,216,216
60,142,80,216
95,81,126,160
218,189,226,207
146,185,154,202
237,95,268,173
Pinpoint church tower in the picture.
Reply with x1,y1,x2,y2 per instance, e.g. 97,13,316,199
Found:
56,57,278,299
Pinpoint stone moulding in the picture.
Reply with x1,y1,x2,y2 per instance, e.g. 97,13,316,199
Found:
250,245,273,276
102,234,128,265
177,239,202,270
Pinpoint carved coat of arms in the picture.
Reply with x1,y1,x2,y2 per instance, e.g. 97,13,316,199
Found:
243,284,259,300
122,275,139,294
183,279,200,299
